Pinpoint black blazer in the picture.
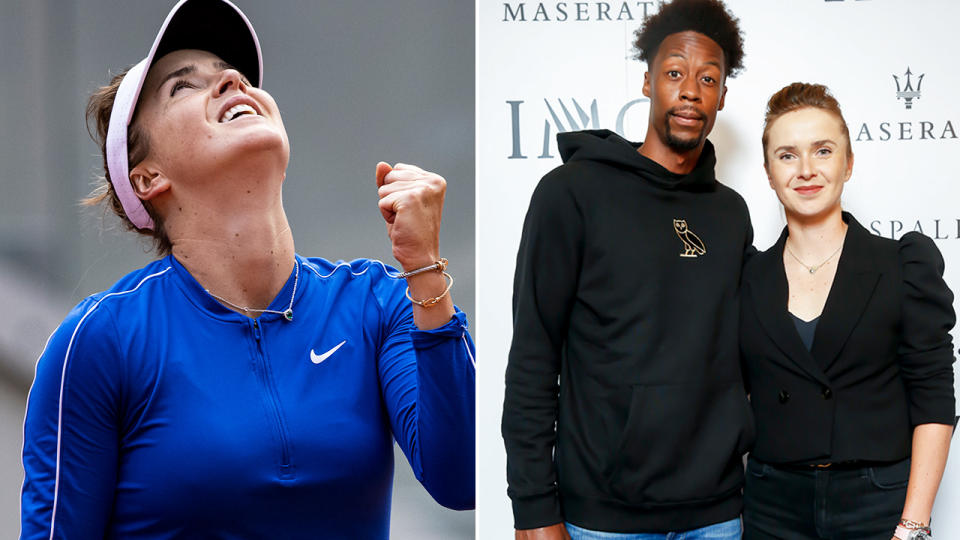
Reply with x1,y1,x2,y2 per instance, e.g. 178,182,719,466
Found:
740,213,956,464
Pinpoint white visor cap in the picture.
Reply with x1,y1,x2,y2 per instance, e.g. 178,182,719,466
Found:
104,0,262,230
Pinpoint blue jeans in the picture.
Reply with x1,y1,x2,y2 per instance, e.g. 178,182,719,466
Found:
565,518,742,540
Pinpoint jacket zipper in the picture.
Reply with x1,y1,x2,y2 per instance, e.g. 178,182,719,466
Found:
251,319,294,479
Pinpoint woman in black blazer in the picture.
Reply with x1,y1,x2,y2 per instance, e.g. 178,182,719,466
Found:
740,83,956,540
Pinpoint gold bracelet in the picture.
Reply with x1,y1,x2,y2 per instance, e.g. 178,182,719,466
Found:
397,258,448,279
899,518,931,533
405,271,453,308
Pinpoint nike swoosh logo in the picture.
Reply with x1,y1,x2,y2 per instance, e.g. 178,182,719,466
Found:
311,340,346,364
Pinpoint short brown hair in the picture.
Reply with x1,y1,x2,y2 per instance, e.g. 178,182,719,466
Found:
762,82,852,166
83,67,171,256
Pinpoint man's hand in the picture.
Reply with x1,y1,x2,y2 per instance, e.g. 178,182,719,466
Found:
516,523,571,540
375,162,445,272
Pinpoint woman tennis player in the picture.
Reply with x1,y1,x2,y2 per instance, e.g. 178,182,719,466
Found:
20,1,475,538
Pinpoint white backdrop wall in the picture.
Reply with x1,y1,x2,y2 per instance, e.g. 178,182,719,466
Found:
477,0,960,536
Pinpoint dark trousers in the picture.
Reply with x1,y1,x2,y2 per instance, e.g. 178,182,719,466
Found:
742,456,909,540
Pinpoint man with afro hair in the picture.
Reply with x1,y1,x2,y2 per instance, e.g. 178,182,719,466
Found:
503,1,753,538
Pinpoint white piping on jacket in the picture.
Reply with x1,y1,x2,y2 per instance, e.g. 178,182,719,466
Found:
46,267,170,539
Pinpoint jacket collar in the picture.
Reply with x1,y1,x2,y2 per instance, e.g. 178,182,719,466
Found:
166,252,306,323
745,213,881,382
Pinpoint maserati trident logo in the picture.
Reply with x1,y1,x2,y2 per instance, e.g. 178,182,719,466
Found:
893,67,923,110
855,67,954,142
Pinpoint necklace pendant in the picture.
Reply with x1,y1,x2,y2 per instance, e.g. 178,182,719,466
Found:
283,308,294,321
809,267,817,274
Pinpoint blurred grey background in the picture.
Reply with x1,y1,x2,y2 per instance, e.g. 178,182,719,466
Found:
0,1,474,537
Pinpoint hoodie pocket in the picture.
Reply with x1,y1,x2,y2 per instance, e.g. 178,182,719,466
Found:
604,382,753,505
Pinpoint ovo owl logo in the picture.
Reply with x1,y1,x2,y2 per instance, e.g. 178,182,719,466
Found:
673,219,706,258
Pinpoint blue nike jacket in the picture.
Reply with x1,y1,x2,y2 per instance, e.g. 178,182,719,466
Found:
21,254,475,539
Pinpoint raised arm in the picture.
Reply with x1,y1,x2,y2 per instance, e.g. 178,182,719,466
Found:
373,161,475,510
373,273,475,510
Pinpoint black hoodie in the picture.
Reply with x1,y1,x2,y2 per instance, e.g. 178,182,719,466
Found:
503,130,755,532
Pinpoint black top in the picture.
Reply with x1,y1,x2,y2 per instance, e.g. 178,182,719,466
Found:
503,130,755,532
789,313,820,352
740,213,956,465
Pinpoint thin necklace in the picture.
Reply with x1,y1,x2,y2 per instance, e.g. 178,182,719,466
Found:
785,242,843,275
205,260,299,321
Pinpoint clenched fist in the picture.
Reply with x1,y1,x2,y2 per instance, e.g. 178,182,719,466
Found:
375,162,446,272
